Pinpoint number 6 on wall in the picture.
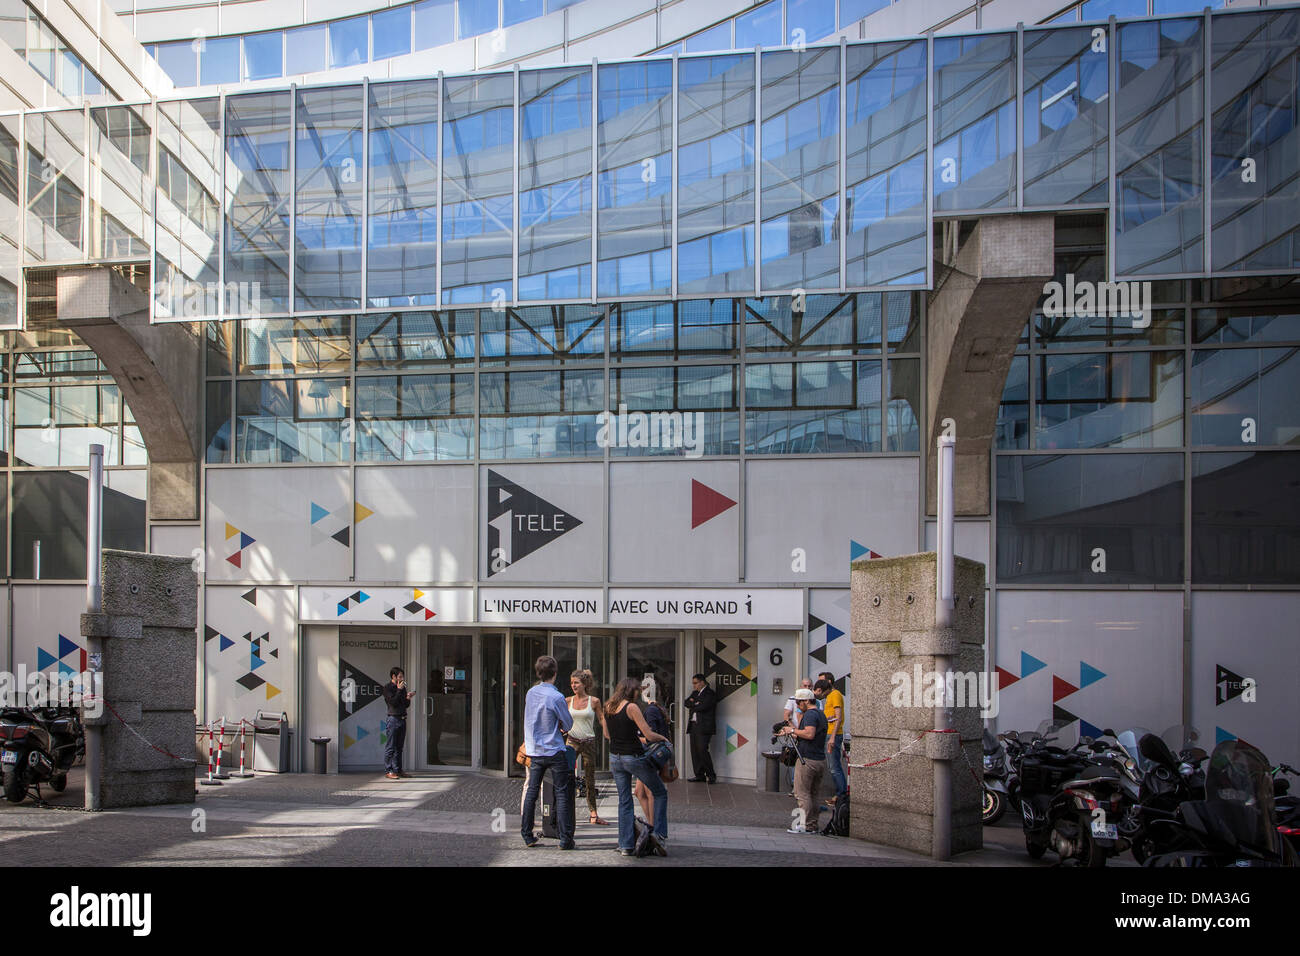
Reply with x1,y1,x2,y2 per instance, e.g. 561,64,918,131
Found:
770,648,783,666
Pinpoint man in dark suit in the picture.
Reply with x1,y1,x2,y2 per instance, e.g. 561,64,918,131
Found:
683,673,717,783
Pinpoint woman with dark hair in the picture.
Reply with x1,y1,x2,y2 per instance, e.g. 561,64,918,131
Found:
635,678,672,823
605,676,670,856
566,669,609,825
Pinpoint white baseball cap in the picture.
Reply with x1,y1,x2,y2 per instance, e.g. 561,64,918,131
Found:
793,688,816,701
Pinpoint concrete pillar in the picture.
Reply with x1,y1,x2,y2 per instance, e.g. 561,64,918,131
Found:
56,266,201,521
926,214,1055,515
849,552,986,856
81,549,197,807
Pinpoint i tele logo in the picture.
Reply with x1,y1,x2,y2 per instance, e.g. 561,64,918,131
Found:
49,886,151,936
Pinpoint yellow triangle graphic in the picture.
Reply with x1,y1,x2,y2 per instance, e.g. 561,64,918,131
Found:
225,522,240,540
413,589,424,600
343,734,356,749
355,502,374,523
265,682,281,700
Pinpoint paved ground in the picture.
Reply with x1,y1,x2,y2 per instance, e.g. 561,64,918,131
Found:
0,767,1069,867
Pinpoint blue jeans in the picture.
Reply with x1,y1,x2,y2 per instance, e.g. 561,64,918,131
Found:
384,716,406,774
520,751,575,848
827,734,847,797
610,753,667,850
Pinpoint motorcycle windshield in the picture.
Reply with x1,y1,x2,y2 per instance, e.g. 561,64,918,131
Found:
1118,728,1153,770
1203,740,1279,852
1161,725,1201,755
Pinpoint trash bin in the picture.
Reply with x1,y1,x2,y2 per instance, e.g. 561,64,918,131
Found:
310,736,331,774
761,751,783,792
252,711,293,772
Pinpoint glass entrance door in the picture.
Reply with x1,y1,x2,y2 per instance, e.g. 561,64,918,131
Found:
625,631,681,768
509,630,548,777
423,633,473,766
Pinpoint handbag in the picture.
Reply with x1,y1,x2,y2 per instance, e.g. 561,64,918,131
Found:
643,740,678,782
780,745,799,768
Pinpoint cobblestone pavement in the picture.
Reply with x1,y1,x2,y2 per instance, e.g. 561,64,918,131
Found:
0,767,1072,867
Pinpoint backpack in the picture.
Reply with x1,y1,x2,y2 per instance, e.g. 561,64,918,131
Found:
820,794,849,837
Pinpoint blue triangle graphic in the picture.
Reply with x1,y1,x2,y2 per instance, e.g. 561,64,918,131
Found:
337,603,348,616
37,648,58,671
358,591,370,603
355,725,369,741
239,532,255,549
826,624,845,642
251,653,266,671
1216,727,1237,745
1080,661,1106,688
1080,719,1104,739
57,662,75,677
58,634,78,659
311,502,329,525
219,635,235,652
850,540,868,562
1020,651,1046,678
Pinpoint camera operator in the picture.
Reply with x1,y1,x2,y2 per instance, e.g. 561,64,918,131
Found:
777,688,827,833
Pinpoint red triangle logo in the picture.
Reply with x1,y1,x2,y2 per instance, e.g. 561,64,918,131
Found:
227,551,242,569
1052,675,1079,702
995,666,1019,690
691,479,737,529
737,733,748,748
424,609,436,620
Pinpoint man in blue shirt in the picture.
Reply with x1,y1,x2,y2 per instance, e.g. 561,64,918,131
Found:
520,655,576,849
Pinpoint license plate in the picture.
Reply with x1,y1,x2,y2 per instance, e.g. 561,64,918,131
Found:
1091,821,1118,840
1,751,15,765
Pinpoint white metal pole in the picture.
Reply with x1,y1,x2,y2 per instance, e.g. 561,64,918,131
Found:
85,443,104,811
933,434,955,860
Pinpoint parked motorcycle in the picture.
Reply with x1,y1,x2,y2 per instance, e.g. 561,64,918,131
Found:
1116,725,1207,864
1271,762,1299,857
1147,739,1297,867
982,729,1021,825
1,706,84,803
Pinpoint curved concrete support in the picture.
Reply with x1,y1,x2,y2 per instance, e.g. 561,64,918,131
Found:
926,214,1055,516
56,266,201,521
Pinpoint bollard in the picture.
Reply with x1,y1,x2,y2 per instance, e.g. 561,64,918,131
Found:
214,717,230,780
199,721,223,786
233,719,255,778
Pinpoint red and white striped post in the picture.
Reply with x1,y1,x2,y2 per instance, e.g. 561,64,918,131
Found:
233,718,255,778
199,720,222,786
214,717,230,780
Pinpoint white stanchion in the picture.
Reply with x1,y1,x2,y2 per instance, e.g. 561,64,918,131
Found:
233,718,255,778
214,716,230,780
199,721,222,786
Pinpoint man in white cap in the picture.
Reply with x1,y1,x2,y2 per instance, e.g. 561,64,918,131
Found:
778,687,827,833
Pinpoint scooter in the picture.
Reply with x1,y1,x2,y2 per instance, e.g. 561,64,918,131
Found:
1,706,84,804
983,729,1020,825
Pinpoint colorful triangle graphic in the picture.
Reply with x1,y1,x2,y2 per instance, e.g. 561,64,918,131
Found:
310,502,330,525
808,614,826,633
58,634,79,659
995,666,1020,689
241,588,257,606
344,734,356,749
826,624,845,643
225,522,240,540
1021,651,1046,678
356,725,369,741
226,551,242,569
355,502,374,523
239,532,255,550
1080,719,1104,739
1080,661,1106,689
265,683,281,700
219,635,235,652
1052,675,1079,702
37,648,58,671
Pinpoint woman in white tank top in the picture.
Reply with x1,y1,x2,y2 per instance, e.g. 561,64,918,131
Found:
567,669,609,825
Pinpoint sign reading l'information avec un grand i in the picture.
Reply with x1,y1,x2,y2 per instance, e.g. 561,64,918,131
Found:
607,589,802,627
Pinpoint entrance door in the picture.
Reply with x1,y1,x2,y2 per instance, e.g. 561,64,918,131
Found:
625,631,681,773
508,630,548,777
338,628,404,771
423,633,474,766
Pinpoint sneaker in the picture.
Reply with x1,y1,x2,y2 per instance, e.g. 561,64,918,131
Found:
523,836,541,848
384,772,400,780
618,848,635,856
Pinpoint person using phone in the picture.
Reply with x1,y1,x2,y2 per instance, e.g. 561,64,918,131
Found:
382,667,415,780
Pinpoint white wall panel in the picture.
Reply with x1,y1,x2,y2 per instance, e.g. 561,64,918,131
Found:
203,584,296,731
11,584,84,682
354,465,475,584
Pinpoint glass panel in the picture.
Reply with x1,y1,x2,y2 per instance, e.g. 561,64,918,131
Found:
458,0,498,39
551,635,578,701
1023,27,1109,206
442,73,514,304
426,634,473,766
286,24,327,76
355,372,474,460
997,354,1030,449
846,40,927,287
13,349,106,379
25,109,85,261
735,0,781,49
13,470,145,579
479,367,605,458
14,383,121,466
785,0,835,44
156,40,197,88
1209,10,1300,272
519,67,593,301
996,453,1184,583
329,16,369,69
244,31,283,81
200,36,240,86
678,54,757,296
841,0,889,26
235,377,350,462
481,304,603,364
1190,347,1300,446
612,299,738,358
1192,451,1300,584
240,316,351,375
579,633,616,771
508,630,547,776
612,364,739,456
368,79,439,307
295,86,364,310
225,92,292,313
357,310,474,367
480,633,505,771
933,33,1017,211
597,61,673,298
1115,18,1204,275
886,357,919,450
413,0,454,50
1155,0,1225,13
625,633,677,741
372,6,412,60
1193,307,1300,345
0,115,21,326
1081,0,1145,20
684,22,732,54
746,359,881,454
885,291,919,350
503,0,543,28
1035,351,1183,448
89,104,151,261
206,379,232,463
760,48,840,292
154,98,222,321
744,292,883,355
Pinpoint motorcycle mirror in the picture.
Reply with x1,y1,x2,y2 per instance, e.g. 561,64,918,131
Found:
1102,728,1117,737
